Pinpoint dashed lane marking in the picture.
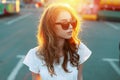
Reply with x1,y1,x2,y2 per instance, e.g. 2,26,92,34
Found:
104,22,119,30
6,13,32,25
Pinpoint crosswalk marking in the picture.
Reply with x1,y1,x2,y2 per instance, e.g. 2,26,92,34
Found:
7,55,25,80
102,58,120,75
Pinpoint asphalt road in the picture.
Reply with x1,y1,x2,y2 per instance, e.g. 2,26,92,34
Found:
0,7,120,80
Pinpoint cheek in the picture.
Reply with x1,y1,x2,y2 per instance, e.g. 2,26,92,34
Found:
54,25,65,36
54,25,73,39
54,26,72,39
57,30,65,37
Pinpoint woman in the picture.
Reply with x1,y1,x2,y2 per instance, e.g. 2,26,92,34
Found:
23,3,92,80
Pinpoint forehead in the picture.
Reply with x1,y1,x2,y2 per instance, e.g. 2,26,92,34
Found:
56,11,72,21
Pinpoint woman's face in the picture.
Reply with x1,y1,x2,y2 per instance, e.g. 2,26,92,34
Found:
54,10,75,39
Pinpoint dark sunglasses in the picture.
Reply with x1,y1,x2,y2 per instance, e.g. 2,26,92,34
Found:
55,20,77,30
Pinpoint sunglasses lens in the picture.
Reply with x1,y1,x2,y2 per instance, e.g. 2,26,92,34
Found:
61,23,69,30
71,21,77,29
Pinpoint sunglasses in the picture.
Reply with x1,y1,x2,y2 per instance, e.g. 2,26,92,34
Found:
55,20,77,30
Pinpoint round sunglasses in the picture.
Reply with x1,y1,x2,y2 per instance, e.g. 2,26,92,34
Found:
55,20,77,30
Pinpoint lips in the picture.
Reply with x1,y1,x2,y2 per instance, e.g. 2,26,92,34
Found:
67,31,72,34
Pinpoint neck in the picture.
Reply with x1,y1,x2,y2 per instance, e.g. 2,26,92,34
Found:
57,38,65,49
56,38,65,57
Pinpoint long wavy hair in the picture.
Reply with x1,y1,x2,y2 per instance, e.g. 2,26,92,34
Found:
36,3,81,75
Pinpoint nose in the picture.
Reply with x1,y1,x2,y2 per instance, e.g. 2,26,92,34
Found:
69,24,73,29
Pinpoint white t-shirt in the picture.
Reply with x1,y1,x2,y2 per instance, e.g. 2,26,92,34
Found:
23,42,92,80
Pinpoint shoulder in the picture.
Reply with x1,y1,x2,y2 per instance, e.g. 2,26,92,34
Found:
78,42,92,64
28,47,38,54
27,47,41,58
23,47,42,73
78,42,91,52
23,46,43,66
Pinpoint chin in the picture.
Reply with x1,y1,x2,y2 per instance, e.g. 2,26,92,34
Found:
65,36,72,39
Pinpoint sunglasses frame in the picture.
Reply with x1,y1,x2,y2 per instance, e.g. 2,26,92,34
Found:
55,20,77,30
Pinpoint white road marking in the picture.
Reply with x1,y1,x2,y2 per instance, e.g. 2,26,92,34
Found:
6,13,32,25
7,55,25,80
104,22,119,30
102,58,120,75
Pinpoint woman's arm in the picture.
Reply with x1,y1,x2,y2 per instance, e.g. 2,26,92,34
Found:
32,72,41,80
77,64,83,80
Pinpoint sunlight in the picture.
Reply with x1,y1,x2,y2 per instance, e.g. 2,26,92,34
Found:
2,0,6,3
42,0,81,9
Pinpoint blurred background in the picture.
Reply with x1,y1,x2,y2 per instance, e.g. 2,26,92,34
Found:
0,0,120,80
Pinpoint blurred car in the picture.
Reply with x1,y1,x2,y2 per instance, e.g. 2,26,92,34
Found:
0,0,20,15
22,0,43,8
35,1,43,8
100,0,120,11
78,0,120,20
98,0,120,21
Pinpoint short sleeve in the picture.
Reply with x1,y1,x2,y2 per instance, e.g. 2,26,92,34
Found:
23,47,40,74
78,42,92,64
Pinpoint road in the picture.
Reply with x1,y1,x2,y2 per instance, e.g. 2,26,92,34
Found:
0,7,120,80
